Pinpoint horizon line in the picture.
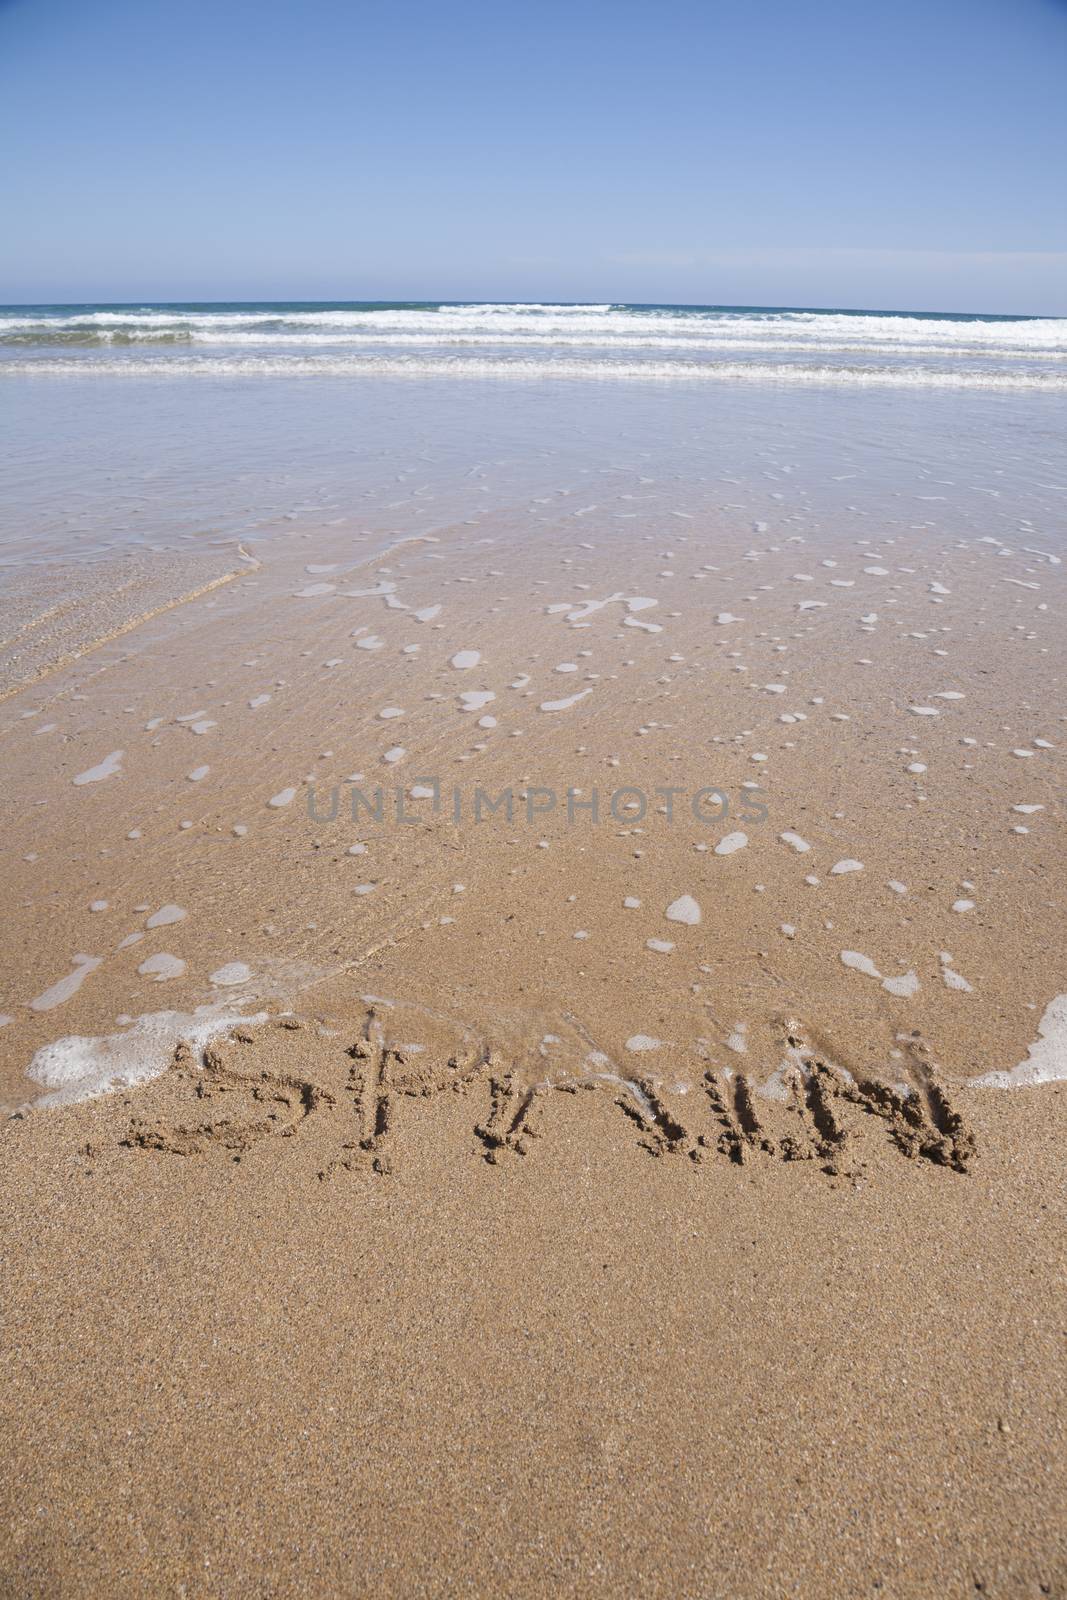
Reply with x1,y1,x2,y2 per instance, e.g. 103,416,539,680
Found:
0,297,1062,321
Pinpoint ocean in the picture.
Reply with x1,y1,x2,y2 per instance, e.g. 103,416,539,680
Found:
2,300,1066,390
2,300,1064,574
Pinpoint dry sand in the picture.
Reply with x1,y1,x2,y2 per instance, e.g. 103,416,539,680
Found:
1,480,1065,1596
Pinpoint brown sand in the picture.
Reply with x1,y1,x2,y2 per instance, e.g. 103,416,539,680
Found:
1,1028,1065,1598
1,490,1065,1595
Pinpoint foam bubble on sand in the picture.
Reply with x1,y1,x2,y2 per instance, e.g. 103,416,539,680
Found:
413,605,442,623
715,613,741,625
625,1035,661,1053
882,971,920,998
665,894,701,925
623,897,642,909
29,954,104,1012
909,706,940,717
952,898,976,913
269,787,297,808
940,953,974,993
355,635,384,651
840,951,881,978
138,953,187,981
90,901,108,913
378,707,404,720
715,831,748,856
888,880,908,895
344,580,398,601
146,905,186,929
646,939,675,954
459,690,495,712
294,583,336,598
1013,805,1043,815
383,747,406,764
831,859,864,875
73,751,123,786
929,582,951,595
555,663,578,673
970,994,1067,1088
450,650,481,670
26,1006,269,1107
623,616,663,633
248,694,271,709
188,765,210,783
539,690,592,712
210,962,252,987
779,831,811,852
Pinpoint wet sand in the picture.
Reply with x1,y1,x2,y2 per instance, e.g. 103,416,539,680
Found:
1,391,1065,1595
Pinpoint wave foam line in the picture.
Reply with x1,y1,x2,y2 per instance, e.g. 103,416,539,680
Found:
10,327,1065,363
4,356,1067,390
4,306,1067,350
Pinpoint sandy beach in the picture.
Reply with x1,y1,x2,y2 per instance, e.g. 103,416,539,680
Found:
0,364,1065,1596
2,1049,1065,1598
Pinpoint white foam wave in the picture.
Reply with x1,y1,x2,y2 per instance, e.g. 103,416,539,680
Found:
26,1006,269,1106
970,994,1067,1089
4,304,1067,354
35,327,1064,363
5,354,1066,390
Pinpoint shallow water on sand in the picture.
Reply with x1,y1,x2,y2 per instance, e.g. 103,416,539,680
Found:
0,372,1064,1124
1,374,1064,566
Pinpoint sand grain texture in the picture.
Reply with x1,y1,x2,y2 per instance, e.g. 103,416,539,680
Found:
1,1027,1065,1599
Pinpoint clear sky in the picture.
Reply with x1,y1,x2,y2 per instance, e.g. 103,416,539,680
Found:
2,0,1065,313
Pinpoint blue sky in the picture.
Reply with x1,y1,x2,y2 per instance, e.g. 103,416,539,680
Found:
1,0,1065,312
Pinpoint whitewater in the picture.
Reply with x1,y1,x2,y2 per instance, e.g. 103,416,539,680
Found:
2,300,1066,390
